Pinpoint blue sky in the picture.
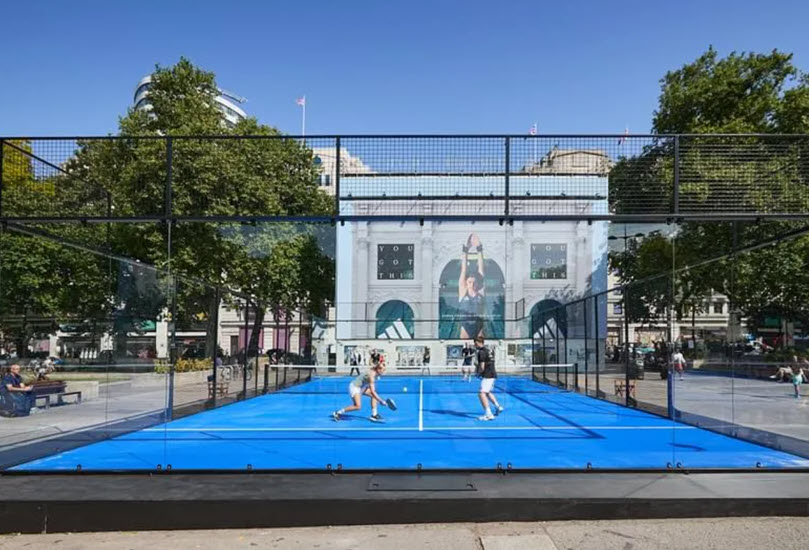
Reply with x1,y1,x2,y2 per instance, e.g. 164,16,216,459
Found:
1,0,808,136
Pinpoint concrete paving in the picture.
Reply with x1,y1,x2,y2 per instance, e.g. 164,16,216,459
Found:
1,518,808,550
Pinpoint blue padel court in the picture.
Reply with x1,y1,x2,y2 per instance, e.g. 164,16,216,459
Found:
13,373,809,471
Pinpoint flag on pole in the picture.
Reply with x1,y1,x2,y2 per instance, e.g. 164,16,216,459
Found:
618,126,629,145
529,123,537,136
296,96,306,106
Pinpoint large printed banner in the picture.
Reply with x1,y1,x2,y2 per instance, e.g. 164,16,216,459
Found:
336,220,608,343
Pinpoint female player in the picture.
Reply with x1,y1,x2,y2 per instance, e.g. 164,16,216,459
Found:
333,353,391,422
458,233,486,339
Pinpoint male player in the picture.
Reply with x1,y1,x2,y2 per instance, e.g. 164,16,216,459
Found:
461,343,475,382
333,353,390,423
475,336,503,421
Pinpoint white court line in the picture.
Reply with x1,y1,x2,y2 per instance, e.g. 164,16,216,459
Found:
419,379,424,432
142,425,697,433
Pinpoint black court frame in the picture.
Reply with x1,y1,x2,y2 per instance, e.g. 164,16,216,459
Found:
2,134,809,471
3,133,809,224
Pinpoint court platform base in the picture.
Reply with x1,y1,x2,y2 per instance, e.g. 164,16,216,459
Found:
2,471,809,533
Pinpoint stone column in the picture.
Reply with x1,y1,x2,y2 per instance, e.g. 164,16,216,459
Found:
356,224,370,339
420,222,434,339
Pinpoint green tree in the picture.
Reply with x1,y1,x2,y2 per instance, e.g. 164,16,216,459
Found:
611,47,809,341
63,58,334,359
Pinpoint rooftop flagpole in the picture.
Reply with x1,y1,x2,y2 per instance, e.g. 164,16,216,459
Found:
296,96,306,137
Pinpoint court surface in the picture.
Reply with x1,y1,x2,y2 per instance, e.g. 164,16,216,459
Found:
13,373,809,471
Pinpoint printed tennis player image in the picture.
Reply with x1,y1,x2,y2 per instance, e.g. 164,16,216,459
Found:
335,215,608,368
439,232,503,340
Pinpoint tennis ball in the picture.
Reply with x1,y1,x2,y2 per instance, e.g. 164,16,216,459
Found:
403,387,408,392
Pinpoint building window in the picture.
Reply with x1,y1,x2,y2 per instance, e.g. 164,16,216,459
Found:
613,304,623,315
319,174,331,187
714,302,724,314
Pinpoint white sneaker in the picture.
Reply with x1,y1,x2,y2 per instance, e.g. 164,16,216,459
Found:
478,413,495,421
494,406,504,416
770,375,777,379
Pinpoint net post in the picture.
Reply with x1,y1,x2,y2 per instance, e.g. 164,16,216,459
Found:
575,362,579,391
564,364,568,389
263,363,269,394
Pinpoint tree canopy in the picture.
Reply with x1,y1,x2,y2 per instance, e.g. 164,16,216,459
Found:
611,47,809,338
1,58,335,358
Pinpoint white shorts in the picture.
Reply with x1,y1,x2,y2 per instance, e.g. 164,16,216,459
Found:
349,384,365,398
480,378,495,393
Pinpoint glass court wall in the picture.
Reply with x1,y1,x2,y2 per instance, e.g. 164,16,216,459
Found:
2,135,809,472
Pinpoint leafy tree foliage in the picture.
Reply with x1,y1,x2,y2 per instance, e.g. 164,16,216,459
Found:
611,48,809,338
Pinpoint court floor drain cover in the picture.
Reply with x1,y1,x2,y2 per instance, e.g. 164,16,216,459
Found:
368,474,477,491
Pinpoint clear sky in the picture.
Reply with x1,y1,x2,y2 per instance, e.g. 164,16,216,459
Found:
2,0,808,136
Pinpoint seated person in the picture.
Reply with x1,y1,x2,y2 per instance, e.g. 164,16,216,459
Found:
770,356,809,382
1,364,35,416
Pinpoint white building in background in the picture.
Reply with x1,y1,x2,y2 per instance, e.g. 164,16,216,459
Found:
133,75,248,127
605,271,734,348
309,147,372,196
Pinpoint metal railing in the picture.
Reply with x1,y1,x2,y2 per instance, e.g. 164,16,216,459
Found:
2,134,809,223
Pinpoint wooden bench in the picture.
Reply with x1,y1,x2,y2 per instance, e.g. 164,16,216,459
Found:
614,379,636,398
208,380,229,399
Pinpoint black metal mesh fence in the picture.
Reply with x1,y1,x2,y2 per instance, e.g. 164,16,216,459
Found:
3,135,809,221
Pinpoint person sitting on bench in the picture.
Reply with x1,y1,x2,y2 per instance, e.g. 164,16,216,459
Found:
770,356,809,382
1,364,35,417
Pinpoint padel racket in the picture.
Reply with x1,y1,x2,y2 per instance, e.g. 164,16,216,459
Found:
385,398,397,411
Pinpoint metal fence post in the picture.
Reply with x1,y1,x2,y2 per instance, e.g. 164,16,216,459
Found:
593,295,599,397
673,135,680,214
211,286,221,408
167,274,178,420
165,136,175,418
624,286,631,407
243,299,250,399
335,137,341,217
583,297,589,390
165,137,173,220
585,296,601,397
504,137,510,217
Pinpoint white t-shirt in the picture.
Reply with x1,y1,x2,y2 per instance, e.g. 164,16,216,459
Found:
672,352,685,366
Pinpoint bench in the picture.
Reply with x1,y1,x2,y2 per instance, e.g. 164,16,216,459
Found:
614,379,636,398
32,380,82,409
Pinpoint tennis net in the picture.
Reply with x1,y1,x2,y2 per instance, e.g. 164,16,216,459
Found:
276,364,578,395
